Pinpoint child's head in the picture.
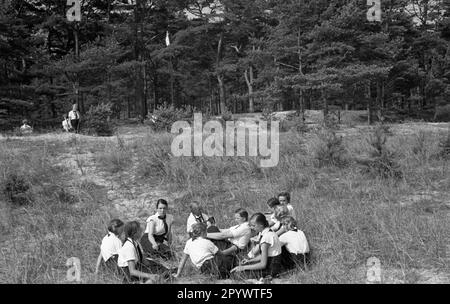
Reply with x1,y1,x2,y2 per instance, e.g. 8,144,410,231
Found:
156,199,168,216
189,201,203,216
234,208,248,224
266,197,280,211
249,213,269,233
274,204,289,221
123,221,142,241
206,216,215,227
22,119,28,125
281,216,298,231
191,222,207,240
278,192,290,205
107,219,124,236
63,114,68,119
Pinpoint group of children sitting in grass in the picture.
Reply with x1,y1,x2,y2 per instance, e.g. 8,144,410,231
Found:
95,192,310,283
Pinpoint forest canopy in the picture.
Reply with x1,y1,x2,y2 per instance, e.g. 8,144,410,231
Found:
0,0,449,130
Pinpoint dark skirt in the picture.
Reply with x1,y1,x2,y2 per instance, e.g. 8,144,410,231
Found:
140,233,173,260
70,119,79,132
231,255,282,280
200,254,235,280
100,255,120,275
280,247,310,271
120,260,172,284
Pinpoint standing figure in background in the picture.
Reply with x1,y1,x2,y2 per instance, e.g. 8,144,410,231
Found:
68,103,81,133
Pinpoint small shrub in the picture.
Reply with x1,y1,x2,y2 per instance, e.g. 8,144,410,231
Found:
434,104,450,122
3,173,31,206
359,125,402,179
309,128,348,167
438,129,450,159
83,103,115,136
221,108,233,121
146,104,193,132
412,131,429,162
323,113,340,130
95,136,131,174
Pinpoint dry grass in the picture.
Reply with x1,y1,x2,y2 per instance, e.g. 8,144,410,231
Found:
0,122,449,283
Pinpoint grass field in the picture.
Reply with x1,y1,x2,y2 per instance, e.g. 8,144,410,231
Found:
0,119,449,284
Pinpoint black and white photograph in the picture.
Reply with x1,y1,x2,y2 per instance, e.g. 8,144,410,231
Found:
0,0,449,288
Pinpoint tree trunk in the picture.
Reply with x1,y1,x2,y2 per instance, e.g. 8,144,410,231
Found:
169,58,174,106
244,67,254,113
433,97,438,121
299,89,305,122
366,81,372,125
376,80,383,122
216,32,226,114
217,74,226,114
107,0,111,22
322,87,328,119
127,96,131,118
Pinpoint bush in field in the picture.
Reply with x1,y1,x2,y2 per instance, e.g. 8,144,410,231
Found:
83,103,115,136
359,125,402,179
146,104,194,132
438,128,450,159
3,173,31,206
309,127,348,167
221,108,233,121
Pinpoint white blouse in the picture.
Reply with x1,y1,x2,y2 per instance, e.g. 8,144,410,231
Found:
145,213,174,236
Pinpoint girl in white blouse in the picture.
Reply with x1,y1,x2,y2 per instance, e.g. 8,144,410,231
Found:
174,223,234,279
118,221,171,283
231,213,282,279
95,219,124,276
278,192,297,219
140,199,174,260
206,208,251,256
186,201,210,235
279,216,310,271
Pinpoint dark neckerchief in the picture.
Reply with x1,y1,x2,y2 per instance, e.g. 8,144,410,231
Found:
158,214,168,235
194,213,205,223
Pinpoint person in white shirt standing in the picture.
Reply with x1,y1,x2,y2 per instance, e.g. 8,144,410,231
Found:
186,201,210,236
206,208,251,256
174,223,233,279
95,219,124,276
68,104,81,133
278,192,296,219
230,213,283,280
140,199,174,260
279,216,310,271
